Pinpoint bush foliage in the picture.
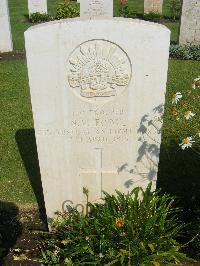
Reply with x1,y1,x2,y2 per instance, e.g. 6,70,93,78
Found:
39,184,194,265
55,1,79,20
167,0,181,21
170,45,200,60
29,12,53,23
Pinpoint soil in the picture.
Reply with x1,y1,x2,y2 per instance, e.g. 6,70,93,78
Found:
0,52,25,61
0,203,47,266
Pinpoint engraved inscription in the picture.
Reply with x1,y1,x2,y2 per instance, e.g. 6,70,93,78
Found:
32,0,42,8
184,2,200,42
144,0,163,13
80,0,113,19
180,0,200,44
67,40,132,102
87,0,104,17
36,107,134,144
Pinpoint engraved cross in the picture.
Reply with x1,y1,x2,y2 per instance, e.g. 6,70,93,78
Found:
79,148,117,202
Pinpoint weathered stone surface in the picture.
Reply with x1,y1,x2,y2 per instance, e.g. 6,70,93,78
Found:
0,0,13,52
25,18,170,218
80,0,113,19
179,0,200,45
28,0,47,16
144,0,163,14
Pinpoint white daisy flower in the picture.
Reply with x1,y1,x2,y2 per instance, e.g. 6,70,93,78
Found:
99,253,103,258
172,92,182,104
184,111,195,120
192,77,200,89
179,137,195,150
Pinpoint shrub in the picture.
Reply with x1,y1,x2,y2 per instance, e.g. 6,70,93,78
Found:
39,184,194,265
29,12,53,23
167,0,181,21
118,0,131,18
55,1,79,20
170,44,200,60
143,12,162,22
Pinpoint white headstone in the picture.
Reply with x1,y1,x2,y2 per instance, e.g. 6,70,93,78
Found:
0,0,13,52
144,0,163,14
28,0,47,16
80,0,113,19
179,0,200,45
25,18,170,218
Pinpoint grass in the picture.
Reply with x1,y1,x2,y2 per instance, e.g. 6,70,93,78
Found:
0,58,199,205
0,60,35,203
7,0,180,51
163,22,179,43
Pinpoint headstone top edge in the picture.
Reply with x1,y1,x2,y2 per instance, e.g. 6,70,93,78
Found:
25,17,170,34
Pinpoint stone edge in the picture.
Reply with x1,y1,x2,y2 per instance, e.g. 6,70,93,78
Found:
24,17,171,34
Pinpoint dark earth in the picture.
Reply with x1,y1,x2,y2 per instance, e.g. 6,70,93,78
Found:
0,52,25,61
0,203,47,266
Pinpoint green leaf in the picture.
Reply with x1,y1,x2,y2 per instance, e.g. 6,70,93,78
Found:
148,243,155,253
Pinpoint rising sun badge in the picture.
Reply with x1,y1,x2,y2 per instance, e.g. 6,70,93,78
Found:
67,40,132,101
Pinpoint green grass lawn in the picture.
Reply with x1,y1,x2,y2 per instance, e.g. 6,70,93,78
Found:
8,0,180,51
0,60,35,203
8,0,60,51
163,22,179,43
0,59,199,206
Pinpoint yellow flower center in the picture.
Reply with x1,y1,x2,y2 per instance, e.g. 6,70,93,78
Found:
185,111,190,117
183,138,190,145
172,93,176,99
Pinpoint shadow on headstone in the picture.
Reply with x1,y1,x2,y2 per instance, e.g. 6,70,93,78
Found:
0,201,21,262
117,104,164,190
15,129,47,224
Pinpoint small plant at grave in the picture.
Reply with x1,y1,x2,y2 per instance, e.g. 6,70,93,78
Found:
39,184,195,265
55,0,79,20
29,12,53,23
142,12,162,22
167,0,181,21
118,0,130,18
170,76,200,154
169,45,200,60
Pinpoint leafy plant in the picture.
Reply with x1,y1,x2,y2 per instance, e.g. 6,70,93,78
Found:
170,45,200,60
167,0,181,21
29,12,53,23
56,0,79,20
39,184,195,265
118,0,131,18
143,12,162,22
